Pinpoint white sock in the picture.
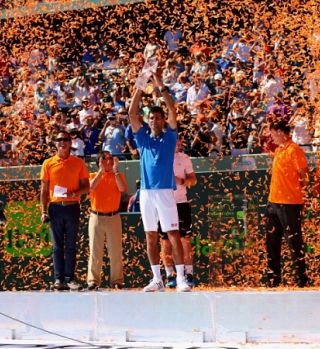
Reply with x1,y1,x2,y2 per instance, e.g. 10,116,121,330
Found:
165,266,175,277
151,265,162,282
175,264,185,283
185,265,193,275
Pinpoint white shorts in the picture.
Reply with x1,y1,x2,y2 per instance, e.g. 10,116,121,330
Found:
140,189,179,232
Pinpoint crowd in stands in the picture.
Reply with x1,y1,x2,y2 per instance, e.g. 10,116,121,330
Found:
0,0,319,165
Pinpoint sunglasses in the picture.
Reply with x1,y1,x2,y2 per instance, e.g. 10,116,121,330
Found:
56,137,71,142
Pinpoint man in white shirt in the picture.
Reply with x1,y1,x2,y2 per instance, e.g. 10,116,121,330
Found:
260,74,284,108
160,138,197,288
186,73,210,116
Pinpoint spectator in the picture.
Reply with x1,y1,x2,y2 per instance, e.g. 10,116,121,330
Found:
170,72,189,104
260,74,284,108
69,74,90,107
78,96,94,126
162,58,178,87
34,80,49,114
99,113,126,158
204,62,219,94
190,119,215,157
228,114,251,156
113,87,126,113
143,30,159,61
81,115,100,156
190,52,208,76
258,121,278,153
186,73,210,116
164,23,182,53
70,128,85,158
209,73,228,110
66,112,81,131
232,33,253,65
190,33,211,58
208,109,226,156
290,100,313,152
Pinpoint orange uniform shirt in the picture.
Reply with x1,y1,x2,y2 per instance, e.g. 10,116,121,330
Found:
40,155,89,203
89,172,124,212
268,140,308,204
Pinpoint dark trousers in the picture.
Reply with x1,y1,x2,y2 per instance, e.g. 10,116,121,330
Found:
266,202,308,287
48,203,80,282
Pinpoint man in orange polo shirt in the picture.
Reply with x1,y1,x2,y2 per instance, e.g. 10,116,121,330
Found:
40,130,90,291
87,151,128,290
266,119,309,287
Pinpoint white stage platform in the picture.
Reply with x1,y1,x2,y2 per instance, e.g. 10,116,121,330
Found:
0,289,320,345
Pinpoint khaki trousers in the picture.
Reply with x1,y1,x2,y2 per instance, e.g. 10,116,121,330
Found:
87,213,123,286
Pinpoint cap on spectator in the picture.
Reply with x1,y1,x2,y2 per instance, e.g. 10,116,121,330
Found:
82,96,89,102
214,73,223,80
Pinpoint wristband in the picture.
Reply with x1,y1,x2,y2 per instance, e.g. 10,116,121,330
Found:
114,172,120,176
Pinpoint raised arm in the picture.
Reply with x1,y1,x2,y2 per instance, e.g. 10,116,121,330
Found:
153,73,177,130
99,119,109,141
128,88,143,133
112,157,128,193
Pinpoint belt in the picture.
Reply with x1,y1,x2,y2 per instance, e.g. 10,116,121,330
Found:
91,210,119,217
50,201,79,206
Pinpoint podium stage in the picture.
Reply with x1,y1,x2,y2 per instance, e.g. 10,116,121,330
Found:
1,288,320,346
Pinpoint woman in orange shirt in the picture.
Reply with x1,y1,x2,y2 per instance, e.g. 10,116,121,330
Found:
87,151,128,290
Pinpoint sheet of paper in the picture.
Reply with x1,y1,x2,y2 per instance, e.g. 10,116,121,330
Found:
53,185,67,198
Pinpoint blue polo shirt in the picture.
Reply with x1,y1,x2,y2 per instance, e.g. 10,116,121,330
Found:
134,125,177,190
